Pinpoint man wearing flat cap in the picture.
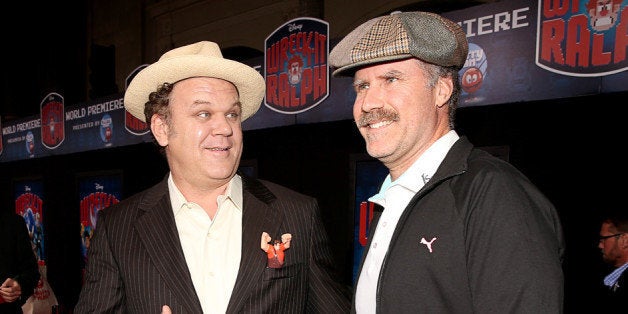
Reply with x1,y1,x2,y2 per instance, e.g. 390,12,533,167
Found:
329,11,565,313
74,41,350,313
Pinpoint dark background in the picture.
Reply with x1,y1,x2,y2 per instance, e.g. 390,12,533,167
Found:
1,0,625,312
1,1,89,121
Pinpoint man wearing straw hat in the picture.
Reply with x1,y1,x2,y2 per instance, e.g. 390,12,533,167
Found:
75,41,350,313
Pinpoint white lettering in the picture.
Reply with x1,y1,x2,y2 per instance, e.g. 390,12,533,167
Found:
512,7,529,28
15,119,41,132
457,7,530,38
87,98,124,116
2,125,16,135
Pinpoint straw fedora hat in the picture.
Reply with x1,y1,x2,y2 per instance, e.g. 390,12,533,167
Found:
124,41,265,122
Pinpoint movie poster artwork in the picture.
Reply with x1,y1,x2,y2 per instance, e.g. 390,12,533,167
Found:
14,179,45,262
264,17,330,114
350,155,388,284
40,93,65,149
78,172,122,278
14,178,59,313
536,0,628,77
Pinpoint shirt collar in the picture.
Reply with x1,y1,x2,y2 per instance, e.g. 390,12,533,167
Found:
604,262,628,287
370,130,459,201
168,173,243,216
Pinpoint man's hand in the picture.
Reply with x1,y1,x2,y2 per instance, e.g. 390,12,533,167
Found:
281,233,292,249
162,305,172,314
261,232,272,251
0,278,22,303
281,233,292,243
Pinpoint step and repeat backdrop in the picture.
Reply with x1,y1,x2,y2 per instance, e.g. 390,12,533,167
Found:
1,0,626,163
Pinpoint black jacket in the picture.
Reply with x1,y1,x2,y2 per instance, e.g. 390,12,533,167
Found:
600,266,627,311
353,136,565,313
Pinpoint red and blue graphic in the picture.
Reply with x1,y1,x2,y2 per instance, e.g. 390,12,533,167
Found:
536,0,628,76
14,179,45,262
41,93,65,149
25,131,36,157
264,17,329,114
351,157,388,284
100,114,113,145
78,172,122,278
460,43,489,105
124,64,150,135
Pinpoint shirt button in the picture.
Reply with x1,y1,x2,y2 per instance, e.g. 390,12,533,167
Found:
372,242,378,248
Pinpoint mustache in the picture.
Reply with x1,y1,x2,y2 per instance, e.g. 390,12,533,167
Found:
356,109,399,127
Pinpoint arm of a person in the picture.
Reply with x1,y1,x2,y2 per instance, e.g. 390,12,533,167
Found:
261,232,271,252
11,215,40,304
74,211,126,313
465,169,564,313
305,200,351,313
281,233,292,249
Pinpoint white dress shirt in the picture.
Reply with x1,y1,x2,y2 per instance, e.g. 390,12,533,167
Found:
168,174,243,314
355,130,459,314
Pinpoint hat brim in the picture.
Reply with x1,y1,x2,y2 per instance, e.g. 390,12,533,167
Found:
124,54,265,122
332,54,414,77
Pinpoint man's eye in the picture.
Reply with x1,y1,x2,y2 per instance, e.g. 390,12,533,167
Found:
386,77,398,83
226,112,240,119
198,112,210,118
355,83,369,91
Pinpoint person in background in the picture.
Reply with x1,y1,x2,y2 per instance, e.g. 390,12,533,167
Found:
597,209,628,310
329,11,565,313
0,211,41,314
74,41,350,313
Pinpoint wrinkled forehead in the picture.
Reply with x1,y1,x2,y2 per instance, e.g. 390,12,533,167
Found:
601,222,616,233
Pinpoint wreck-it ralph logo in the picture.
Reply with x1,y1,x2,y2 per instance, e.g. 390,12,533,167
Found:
264,17,329,113
80,189,120,231
536,0,628,77
41,93,65,149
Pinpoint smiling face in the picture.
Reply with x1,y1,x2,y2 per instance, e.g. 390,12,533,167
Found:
152,77,243,190
352,58,453,179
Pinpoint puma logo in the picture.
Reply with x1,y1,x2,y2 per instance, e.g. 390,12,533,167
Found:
420,237,437,253
421,173,431,184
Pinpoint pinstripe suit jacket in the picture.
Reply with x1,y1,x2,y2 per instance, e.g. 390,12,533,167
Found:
74,175,350,313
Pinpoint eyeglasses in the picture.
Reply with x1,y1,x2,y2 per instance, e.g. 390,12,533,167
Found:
598,233,624,242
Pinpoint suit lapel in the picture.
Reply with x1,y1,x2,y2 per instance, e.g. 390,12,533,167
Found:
227,177,282,313
134,178,203,313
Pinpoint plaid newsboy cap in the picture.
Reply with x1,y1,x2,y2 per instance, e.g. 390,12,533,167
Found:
329,11,468,77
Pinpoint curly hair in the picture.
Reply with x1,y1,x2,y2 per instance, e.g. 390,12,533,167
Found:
144,82,174,153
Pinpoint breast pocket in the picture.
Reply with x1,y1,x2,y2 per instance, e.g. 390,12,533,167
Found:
263,263,301,280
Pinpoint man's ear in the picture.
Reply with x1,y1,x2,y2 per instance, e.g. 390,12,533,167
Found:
435,77,453,108
620,234,628,250
151,114,169,147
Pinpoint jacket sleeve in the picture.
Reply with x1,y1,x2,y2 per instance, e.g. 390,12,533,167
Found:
74,210,126,313
305,200,351,313
460,163,565,313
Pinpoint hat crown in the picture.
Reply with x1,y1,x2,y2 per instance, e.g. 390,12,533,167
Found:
350,13,411,64
159,41,223,61
330,11,469,76
124,40,265,123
